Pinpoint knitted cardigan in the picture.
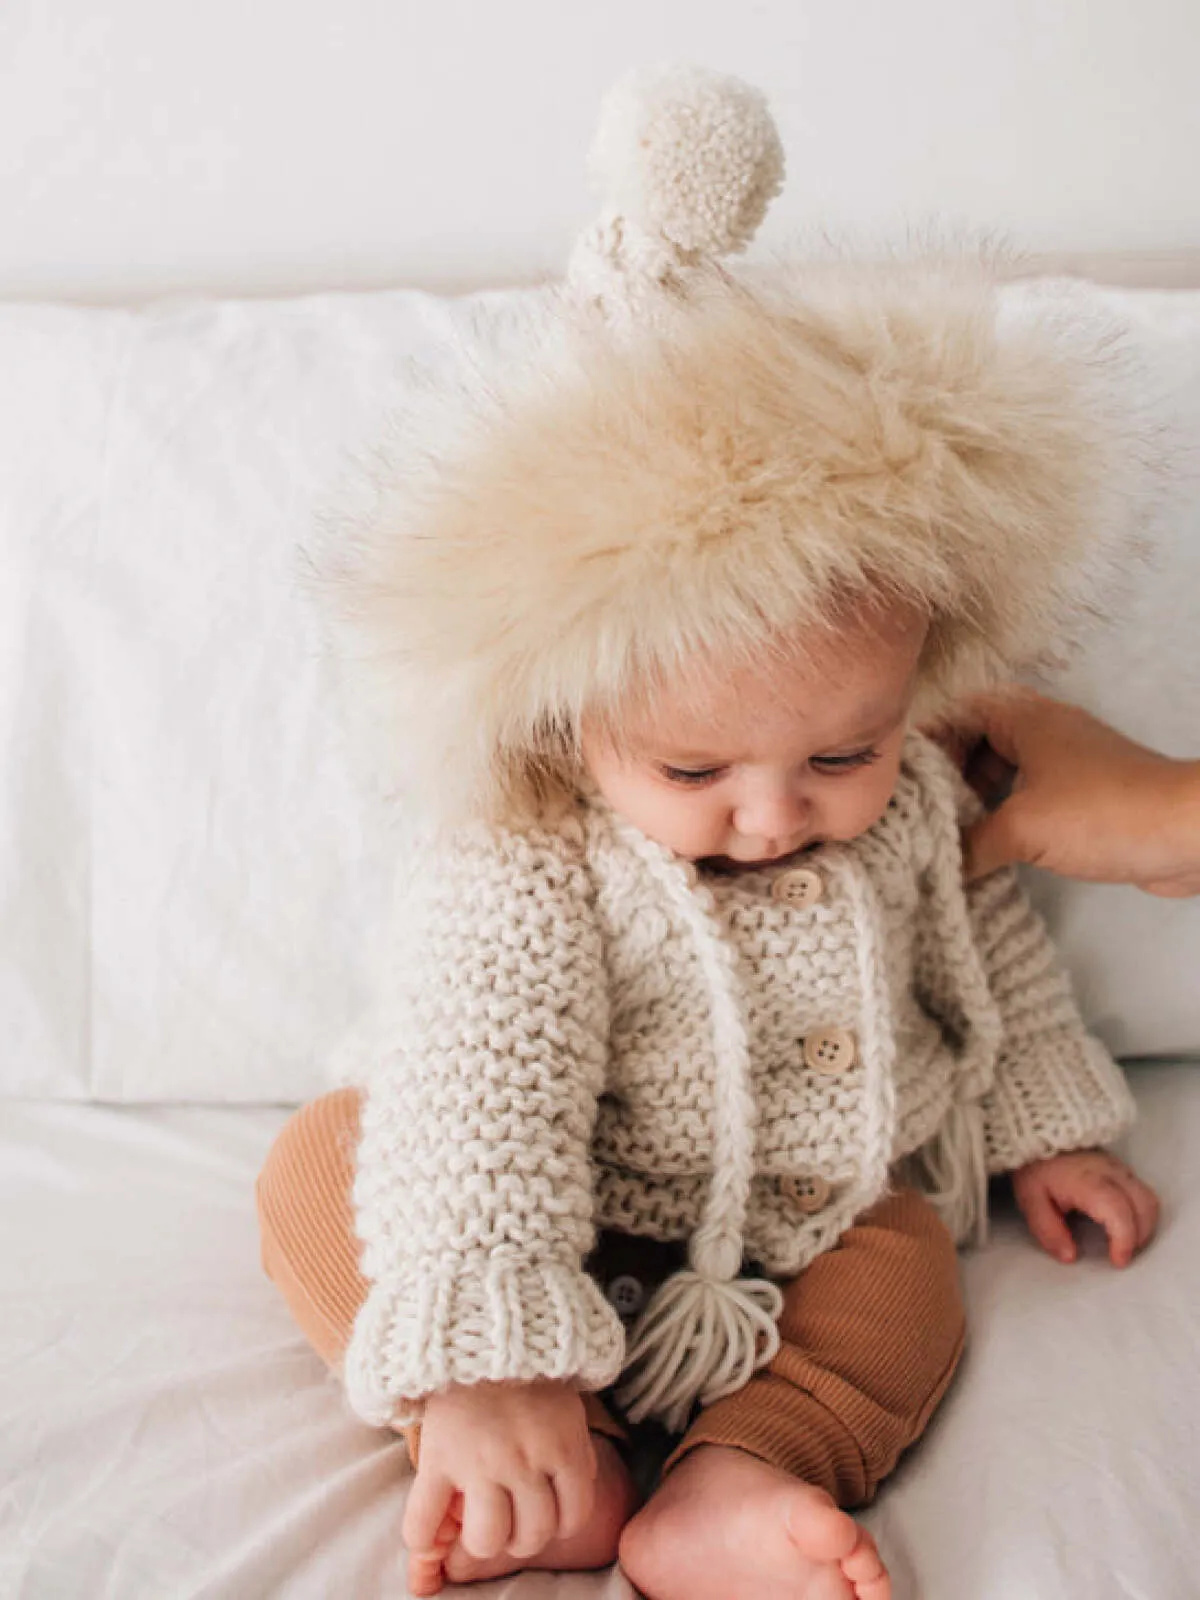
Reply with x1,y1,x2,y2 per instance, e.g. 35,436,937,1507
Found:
337,735,1135,1428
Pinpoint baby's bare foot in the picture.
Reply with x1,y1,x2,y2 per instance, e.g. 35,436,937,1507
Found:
618,1444,890,1600
406,1436,640,1595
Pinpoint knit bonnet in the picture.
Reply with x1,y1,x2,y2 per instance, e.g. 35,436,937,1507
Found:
307,66,1149,1429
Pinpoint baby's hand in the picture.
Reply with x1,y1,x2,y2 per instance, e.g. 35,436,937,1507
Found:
1012,1149,1160,1267
402,1379,597,1589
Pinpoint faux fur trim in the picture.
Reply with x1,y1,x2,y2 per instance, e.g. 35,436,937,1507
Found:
302,253,1152,828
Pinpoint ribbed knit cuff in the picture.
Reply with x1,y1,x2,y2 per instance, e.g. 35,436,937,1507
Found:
983,1034,1137,1176
342,1257,627,1427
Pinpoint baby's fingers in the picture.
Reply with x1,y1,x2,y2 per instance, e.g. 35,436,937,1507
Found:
1078,1179,1140,1268
553,1456,599,1543
509,1472,561,1560
460,1481,513,1561
1020,1183,1077,1263
406,1550,447,1599
403,1470,457,1561
1125,1175,1161,1251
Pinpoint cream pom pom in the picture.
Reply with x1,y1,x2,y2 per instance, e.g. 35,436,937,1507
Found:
587,64,785,258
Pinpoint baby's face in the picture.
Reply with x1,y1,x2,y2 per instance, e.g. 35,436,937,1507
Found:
581,604,927,867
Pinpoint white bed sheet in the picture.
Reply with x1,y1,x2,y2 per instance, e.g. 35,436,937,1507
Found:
1,1065,1196,1600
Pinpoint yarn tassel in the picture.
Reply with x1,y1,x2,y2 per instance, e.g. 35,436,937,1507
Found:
615,1268,784,1432
611,824,785,1432
920,1098,989,1247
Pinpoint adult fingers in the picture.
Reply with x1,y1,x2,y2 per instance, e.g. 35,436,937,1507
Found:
402,1470,457,1560
922,718,975,769
947,689,1033,768
1018,1183,1076,1263
962,801,1027,883
962,739,1018,809
1143,874,1200,899
507,1473,560,1561
459,1482,513,1561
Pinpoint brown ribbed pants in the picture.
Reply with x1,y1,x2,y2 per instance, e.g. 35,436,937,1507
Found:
255,1089,965,1506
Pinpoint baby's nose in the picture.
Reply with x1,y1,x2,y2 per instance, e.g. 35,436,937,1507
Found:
733,784,809,844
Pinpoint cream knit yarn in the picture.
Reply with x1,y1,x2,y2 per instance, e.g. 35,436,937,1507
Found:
310,65,1146,1434
569,64,784,322
339,737,1135,1429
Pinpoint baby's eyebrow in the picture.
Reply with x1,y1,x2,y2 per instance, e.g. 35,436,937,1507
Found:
643,707,907,765
651,750,728,764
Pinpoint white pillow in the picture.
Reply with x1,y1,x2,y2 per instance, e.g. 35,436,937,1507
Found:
0,280,1196,1103
0,289,507,1101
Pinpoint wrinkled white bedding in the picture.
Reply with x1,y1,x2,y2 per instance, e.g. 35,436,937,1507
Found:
1,1062,1195,1599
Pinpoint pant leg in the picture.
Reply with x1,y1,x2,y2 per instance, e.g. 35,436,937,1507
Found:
665,1188,966,1506
254,1088,626,1454
255,1087,369,1370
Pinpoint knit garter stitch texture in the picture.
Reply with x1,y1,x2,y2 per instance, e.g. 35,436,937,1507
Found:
338,738,1136,1428
306,64,1146,1430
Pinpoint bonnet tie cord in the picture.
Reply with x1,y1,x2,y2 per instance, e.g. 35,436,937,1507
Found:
612,826,782,1431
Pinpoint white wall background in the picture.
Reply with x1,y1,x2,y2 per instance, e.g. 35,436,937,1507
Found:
1,0,1198,303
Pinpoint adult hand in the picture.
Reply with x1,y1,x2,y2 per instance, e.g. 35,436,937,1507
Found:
939,688,1200,895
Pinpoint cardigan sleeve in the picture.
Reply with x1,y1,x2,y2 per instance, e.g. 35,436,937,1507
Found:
965,865,1137,1176
339,818,626,1428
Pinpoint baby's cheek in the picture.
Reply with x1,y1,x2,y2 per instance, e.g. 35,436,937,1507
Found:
829,772,901,840
666,802,728,859
633,788,723,859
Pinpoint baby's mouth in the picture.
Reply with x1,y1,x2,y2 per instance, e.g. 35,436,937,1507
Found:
705,841,821,873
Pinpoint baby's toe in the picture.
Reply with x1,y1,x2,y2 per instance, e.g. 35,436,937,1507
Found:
807,1568,856,1600
844,1523,896,1587
858,1575,892,1600
784,1484,861,1564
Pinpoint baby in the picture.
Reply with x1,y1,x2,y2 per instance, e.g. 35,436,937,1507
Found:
256,67,1160,1600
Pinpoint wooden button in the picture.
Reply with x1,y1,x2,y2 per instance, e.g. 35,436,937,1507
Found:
782,1173,832,1213
803,1027,857,1075
771,867,823,908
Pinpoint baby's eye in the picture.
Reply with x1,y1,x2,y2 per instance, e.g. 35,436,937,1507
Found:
809,748,880,774
658,764,725,787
